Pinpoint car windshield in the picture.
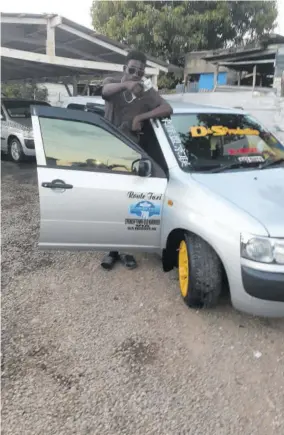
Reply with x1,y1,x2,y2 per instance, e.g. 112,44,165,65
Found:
162,112,284,172
4,101,49,118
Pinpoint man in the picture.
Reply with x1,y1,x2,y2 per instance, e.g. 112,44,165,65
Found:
101,50,173,271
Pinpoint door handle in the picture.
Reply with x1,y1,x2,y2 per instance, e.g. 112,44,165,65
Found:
42,179,73,189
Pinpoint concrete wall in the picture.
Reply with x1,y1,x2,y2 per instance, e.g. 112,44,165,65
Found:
38,83,72,106
184,51,225,75
184,50,237,85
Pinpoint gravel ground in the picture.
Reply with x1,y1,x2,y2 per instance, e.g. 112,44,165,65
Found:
2,159,284,435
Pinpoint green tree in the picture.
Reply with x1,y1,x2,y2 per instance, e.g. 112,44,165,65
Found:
2,83,48,101
91,1,278,66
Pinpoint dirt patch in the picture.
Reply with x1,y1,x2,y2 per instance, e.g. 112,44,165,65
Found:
114,336,158,370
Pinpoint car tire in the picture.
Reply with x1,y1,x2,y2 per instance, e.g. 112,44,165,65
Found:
178,232,222,309
8,137,25,163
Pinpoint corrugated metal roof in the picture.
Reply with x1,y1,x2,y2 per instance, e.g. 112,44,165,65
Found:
1,12,169,70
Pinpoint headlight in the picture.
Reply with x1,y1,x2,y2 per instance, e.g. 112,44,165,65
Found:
241,233,284,264
23,129,34,140
24,133,34,140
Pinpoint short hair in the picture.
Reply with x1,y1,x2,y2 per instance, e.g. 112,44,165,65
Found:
126,50,147,65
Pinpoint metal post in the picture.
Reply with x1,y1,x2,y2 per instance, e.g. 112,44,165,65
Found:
46,18,56,56
213,64,219,91
63,82,72,97
237,71,241,86
82,82,89,95
252,65,257,90
73,76,78,96
151,75,158,90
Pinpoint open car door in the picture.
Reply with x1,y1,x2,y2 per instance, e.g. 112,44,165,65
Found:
31,105,168,252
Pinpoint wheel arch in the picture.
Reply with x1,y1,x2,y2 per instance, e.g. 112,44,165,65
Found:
162,228,185,272
8,134,21,146
162,228,229,288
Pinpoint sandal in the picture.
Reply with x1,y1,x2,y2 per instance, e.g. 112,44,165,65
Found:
101,252,119,270
119,254,137,270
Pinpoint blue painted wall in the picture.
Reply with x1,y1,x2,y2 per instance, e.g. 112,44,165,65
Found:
198,72,227,90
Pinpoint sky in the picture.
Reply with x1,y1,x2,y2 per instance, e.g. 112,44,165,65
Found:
1,0,94,29
1,0,284,36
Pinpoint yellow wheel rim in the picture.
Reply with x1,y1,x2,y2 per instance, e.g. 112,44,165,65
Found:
178,240,189,298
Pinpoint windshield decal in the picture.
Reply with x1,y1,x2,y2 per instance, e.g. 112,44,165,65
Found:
238,155,265,163
190,126,260,138
228,147,258,155
163,119,190,167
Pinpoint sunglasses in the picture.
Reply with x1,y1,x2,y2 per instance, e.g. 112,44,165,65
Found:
127,66,144,77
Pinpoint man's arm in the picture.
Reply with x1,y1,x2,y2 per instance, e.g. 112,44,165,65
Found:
102,78,143,101
136,102,173,122
101,78,127,101
132,91,173,131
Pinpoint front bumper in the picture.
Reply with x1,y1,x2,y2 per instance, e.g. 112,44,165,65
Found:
22,138,35,156
242,266,284,302
226,257,284,317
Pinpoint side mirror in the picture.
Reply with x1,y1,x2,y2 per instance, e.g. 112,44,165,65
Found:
132,158,152,177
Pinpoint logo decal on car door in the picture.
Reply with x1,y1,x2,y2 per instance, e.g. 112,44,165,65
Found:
129,201,161,218
127,191,163,201
125,201,161,231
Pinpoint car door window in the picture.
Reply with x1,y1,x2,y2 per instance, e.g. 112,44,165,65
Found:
39,117,142,173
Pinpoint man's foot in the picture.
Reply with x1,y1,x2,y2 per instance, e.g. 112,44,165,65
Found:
101,251,119,270
120,254,137,270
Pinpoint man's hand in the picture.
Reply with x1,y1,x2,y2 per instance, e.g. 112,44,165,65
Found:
132,115,143,132
124,81,144,96
102,79,143,100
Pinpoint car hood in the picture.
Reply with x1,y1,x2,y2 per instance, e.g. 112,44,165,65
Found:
191,168,284,237
8,118,33,133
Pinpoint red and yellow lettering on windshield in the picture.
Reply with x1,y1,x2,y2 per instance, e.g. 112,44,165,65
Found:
190,126,260,137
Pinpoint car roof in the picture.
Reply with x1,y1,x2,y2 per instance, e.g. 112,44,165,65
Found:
63,96,104,106
63,95,246,115
166,98,246,115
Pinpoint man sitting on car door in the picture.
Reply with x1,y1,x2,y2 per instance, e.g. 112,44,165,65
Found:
101,50,173,271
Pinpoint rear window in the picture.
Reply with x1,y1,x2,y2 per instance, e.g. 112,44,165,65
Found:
67,103,105,116
67,103,85,111
4,100,50,118
162,113,284,171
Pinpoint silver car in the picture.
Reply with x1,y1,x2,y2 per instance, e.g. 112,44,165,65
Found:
31,101,284,318
1,98,50,162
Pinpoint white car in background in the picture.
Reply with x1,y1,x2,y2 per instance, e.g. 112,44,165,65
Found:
1,98,50,163
62,96,105,115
